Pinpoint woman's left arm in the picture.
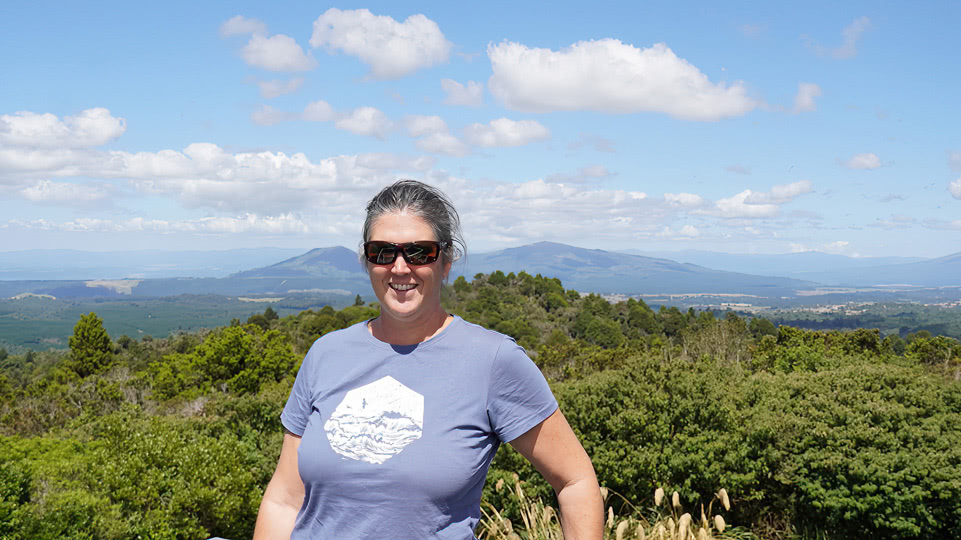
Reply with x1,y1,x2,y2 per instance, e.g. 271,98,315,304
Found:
510,408,604,540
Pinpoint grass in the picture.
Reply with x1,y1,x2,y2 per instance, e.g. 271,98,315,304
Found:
478,478,753,540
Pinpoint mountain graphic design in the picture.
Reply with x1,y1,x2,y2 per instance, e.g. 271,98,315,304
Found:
323,376,425,465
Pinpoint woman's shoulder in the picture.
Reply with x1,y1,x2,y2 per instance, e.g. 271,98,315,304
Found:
305,319,371,353
449,315,513,342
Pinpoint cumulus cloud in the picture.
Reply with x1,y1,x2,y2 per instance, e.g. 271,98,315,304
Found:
334,107,393,139
806,16,872,59
310,8,451,79
842,152,881,170
949,178,961,200
250,105,296,126
0,108,125,148
441,79,483,107
242,34,316,72
415,133,470,157
679,225,700,237
463,118,550,147
18,180,112,205
302,100,337,122
744,180,813,204
793,83,822,113
258,77,304,99
251,101,386,138
219,15,267,37
664,192,706,208
405,115,448,137
487,39,758,121
711,180,813,218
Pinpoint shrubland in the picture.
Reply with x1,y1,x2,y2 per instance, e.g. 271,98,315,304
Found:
1,271,959,539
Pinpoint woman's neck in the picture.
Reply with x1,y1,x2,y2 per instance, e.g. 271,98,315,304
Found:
368,309,453,345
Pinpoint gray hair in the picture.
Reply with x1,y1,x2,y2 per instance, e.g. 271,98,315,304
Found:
361,179,465,266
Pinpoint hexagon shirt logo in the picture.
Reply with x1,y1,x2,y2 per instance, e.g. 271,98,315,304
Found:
323,376,425,465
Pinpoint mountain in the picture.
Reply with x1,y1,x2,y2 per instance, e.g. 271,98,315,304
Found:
456,242,814,296
621,249,927,279
800,252,961,287
230,246,362,278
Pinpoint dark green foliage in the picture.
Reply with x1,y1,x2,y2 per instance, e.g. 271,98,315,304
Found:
67,312,113,378
150,324,298,399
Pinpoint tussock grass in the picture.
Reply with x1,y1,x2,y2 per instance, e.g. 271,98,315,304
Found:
479,478,751,540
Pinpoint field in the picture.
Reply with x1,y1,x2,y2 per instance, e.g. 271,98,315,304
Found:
0,293,355,353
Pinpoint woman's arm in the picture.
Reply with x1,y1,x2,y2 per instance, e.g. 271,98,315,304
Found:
253,430,305,540
509,409,604,540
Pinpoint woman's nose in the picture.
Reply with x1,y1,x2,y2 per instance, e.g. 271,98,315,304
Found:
390,254,411,274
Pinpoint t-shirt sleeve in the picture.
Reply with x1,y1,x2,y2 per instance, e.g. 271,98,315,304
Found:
280,345,316,436
487,337,559,443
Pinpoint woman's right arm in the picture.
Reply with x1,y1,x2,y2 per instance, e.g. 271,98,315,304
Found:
253,430,305,540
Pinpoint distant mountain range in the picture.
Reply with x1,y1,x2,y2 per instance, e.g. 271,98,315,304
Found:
455,242,812,295
2,243,961,300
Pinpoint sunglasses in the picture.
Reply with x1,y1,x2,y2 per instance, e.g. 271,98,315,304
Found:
364,241,448,266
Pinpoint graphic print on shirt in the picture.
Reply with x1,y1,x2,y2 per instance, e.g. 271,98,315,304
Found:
323,375,425,465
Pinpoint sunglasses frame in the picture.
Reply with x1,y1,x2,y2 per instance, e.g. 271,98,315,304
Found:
363,240,449,266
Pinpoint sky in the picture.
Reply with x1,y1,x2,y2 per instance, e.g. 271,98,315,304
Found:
1,1,960,258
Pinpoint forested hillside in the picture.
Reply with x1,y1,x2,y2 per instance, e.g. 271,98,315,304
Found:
1,271,960,539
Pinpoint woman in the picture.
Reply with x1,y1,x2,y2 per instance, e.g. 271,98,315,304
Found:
253,180,603,539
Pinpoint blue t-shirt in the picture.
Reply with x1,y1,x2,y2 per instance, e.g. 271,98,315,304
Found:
280,315,559,539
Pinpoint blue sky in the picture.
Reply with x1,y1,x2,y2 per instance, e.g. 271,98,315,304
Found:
1,1,959,258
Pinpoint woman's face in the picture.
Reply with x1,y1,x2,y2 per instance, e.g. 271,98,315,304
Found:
367,212,451,327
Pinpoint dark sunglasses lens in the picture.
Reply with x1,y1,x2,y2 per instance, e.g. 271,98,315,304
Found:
404,242,438,265
366,242,397,264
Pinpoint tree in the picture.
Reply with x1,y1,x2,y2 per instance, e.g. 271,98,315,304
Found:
67,312,113,378
354,294,364,306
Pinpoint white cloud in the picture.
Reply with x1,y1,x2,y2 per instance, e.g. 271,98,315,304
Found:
415,133,470,157
712,180,813,218
744,180,813,204
463,118,550,147
833,16,872,59
842,152,881,170
679,225,700,237
242,34,316,72
949,178,961,200
251,101,385,138
310,8,451,79
258,77,304,99
302,100,336,122
793,83,822,113
0,108,125,148
441,79,483,107
405,115,448,137
250,105,296,126
220,15,267,37
487,39,758,121
18,180,112,205
11,213,313,235
807,16,872,60
664,192,706,208
580,165,610,178
334,107,393,139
